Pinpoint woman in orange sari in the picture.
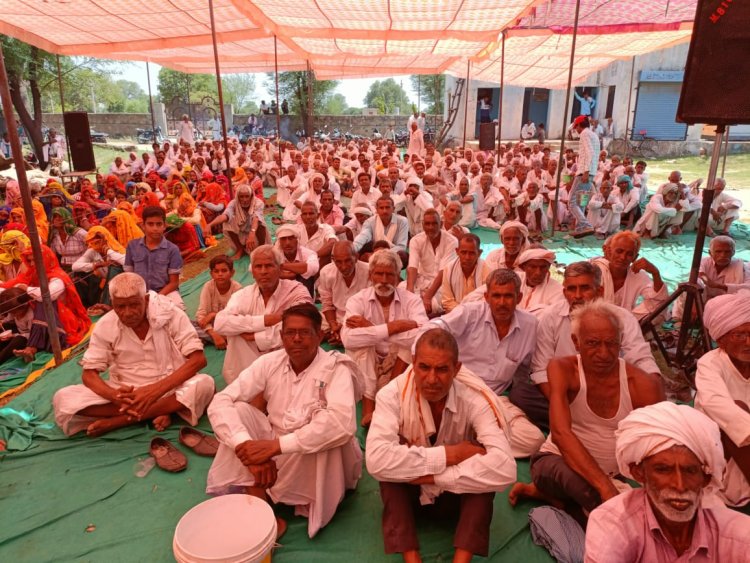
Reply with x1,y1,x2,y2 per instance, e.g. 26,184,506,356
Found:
101,209,143,248
173,191,216,247
1,246,91,360
197,181,227,232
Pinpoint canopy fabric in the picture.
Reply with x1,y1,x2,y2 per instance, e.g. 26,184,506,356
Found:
0,0,698,86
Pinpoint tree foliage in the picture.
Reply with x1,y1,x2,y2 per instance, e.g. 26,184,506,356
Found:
322,93,348,115
157,68,218,105
263,72,339,135
221,74,256,113
409,74,445,115
363,78,411,115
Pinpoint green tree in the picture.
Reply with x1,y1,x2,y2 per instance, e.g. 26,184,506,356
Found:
221,74,255,113
264,71,339,137
363,78,411,115
322,93,348,115
157,68,217,105
409,74,445,115
1,36,113,167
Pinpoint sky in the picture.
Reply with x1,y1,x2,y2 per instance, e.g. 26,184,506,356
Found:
117,61,420,109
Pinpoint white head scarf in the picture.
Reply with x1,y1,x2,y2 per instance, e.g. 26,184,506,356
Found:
615,401,725,501
517,248,556,265
703,290,750,341
500,220,529,239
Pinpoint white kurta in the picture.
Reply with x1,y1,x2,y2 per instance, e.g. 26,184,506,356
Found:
318,261,370,325
517,274,565,318
587,192,624,235
276,174,306,208
531,300,659,384
593,258,669,320
634,194,685,237
214,280,313,383
366,373,516,501
405,231,458,305
53,294,214,436
695,349,750,507
207,349,363,537
296,223,337,254
341,287,428,399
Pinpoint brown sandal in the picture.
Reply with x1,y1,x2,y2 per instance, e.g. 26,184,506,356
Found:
178,427,220,457
149,437,188,472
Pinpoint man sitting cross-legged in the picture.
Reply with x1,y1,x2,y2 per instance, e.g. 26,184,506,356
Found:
353,196,409,264
53,273,214,437
695,292,750,507
440,234,490,314
366,328,516,563
214,245,312,384
207,304,364,538
586,401,750,562
318,241,370,346
342,249,428,427
509,300,664,523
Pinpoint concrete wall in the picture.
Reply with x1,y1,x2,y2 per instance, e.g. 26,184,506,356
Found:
43,102,169,138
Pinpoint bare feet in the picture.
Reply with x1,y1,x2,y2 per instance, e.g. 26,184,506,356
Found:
152,414,172,432
508,482,564,509
231,250,247,262
86,415,133,437
275,517,287,541
13,346,37,363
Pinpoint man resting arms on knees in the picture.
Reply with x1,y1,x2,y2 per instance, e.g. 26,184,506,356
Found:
53,272,214,437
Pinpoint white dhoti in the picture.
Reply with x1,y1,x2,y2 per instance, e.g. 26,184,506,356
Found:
206,403,362,537
52,373,215,436
346,345,413,400
223,338,266,384
588,208,621,235
499,396,545,458
398,278,443,315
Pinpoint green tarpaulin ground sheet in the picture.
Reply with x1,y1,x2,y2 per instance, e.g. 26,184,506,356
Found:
1,212,749,561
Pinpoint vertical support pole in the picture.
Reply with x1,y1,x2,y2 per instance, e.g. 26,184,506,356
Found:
0,45,63,365
551,0,581,236
417,75,421,113
274,35,282,171
434,76,439,133
186,75,192,121
208,0,233,197
623,56,636,158
496,30,506,153
462,60,471,148
721,125,731,176
306,60,314,138
55,55,73,168
146,61,157,143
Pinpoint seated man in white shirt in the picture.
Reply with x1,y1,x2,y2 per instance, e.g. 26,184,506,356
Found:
509,300,664,523
404,209,458,317
214,245,312,383
366,328,516,563
696,293,750,507
276,165,306,208
53,273,214,437
592,231,668,321
342,249,428,426
353,196,410,264
586,401,750,562
343,205,373,241
350,171,383,211
442,200,470,239
274,224,320,298
518,261,660,431
421,269,545,458
587,180,623,240
296,201,337,267
440,234,490,314
318,241,370,345
109,156,130,184
206,304,363,539
485,220,530,273
707,177,742,236
515,247,564,317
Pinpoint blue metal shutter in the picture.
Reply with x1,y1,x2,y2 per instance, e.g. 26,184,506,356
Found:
632,83,688,141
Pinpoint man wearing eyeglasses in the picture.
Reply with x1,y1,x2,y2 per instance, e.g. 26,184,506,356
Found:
696,292,750,508
206,303,364,539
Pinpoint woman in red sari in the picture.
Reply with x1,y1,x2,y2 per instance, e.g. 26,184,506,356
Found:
1,246,91,361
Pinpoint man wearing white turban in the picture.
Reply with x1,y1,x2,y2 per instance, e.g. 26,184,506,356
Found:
695,290,750,507
586,402,750,562
485,221,530,273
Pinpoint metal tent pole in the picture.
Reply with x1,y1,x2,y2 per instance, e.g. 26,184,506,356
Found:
623,56,636,158
462,60,471,147
0,45,64,365
146,61,158,144
721,125,731,176
208,0,233,197
550,0,581,236
496,30,506,153
55,55,73,169
274,35,282,171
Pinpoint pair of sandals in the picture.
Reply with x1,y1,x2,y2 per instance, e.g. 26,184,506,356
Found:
149,428,219,472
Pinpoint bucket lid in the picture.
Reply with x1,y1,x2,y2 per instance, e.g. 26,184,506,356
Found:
174,494,276,562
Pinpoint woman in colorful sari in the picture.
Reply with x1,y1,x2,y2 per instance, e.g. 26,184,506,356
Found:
0,206,11,230
173,191,216,248
135,191,162,222
72,201,99,230
48,207,88,270
72,226,126,309
197,182,227,232
0,230,30,281
1,245,91,361
100,209,142,248
165,214,202,262
32,199,49,242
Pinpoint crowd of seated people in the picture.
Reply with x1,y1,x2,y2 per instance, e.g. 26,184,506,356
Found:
2,123,749,561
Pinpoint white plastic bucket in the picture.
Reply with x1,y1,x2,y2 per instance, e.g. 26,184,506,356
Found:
173,494,277,563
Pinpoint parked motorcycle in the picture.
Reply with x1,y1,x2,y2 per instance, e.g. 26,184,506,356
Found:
136,126,165,144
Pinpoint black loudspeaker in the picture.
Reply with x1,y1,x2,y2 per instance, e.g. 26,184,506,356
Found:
62,112,96,171
677,1,750,125
479,122,495,150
